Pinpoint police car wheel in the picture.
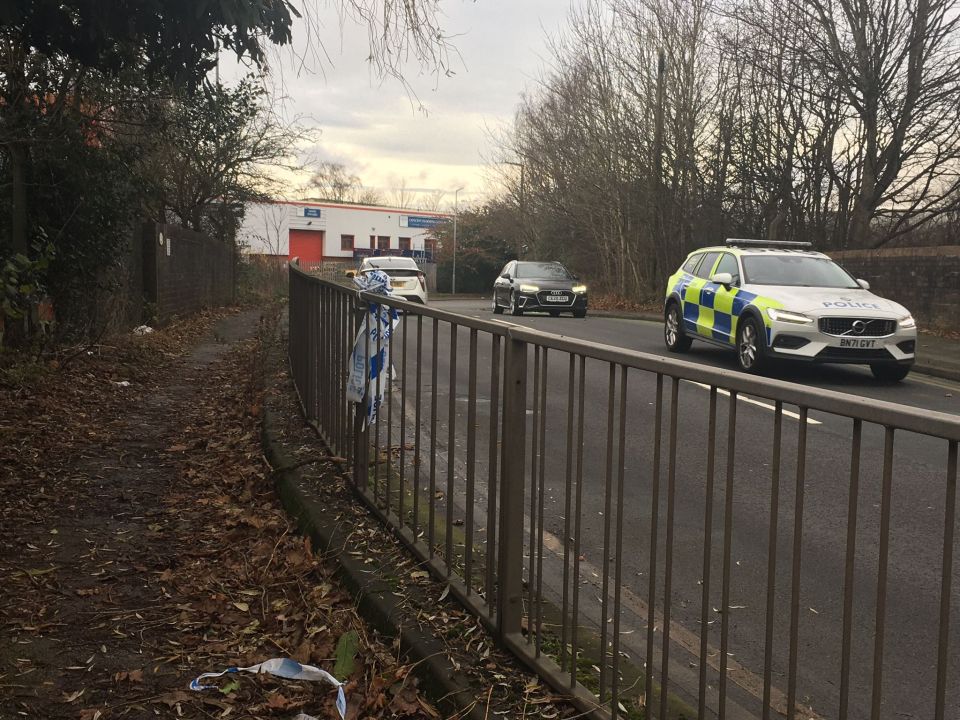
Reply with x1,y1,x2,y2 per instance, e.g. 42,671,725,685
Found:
664,303,692,352
493,296,504,314
870,363,911,383
510,292,523,316
736,317,767,372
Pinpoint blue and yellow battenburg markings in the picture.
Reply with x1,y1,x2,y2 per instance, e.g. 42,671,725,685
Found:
668,271,783,345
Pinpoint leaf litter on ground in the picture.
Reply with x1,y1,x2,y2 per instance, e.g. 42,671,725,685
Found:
1,305,579,720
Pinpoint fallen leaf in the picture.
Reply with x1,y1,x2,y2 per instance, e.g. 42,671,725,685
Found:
266,693,293,709
334,629,359,678
219,679,240,695
62,689,85,703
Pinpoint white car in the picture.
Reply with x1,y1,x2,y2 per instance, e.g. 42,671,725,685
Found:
358,256,428,304
664,239,917,381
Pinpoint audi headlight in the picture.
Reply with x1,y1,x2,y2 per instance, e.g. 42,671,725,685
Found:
519,284,540,293
767,308,813,324
571,284,587,293
898,314,916,329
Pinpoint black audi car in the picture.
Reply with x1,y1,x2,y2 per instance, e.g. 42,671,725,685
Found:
492,260,588,317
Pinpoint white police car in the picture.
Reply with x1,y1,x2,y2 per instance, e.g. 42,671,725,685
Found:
664,239,917,381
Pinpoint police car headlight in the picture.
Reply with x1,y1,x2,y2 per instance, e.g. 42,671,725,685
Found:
898,314,916,329
767,308,813,324
519,284,540,293
572,284,587,294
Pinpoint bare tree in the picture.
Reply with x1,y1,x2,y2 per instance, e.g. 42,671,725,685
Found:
391,180,416,209
487,0,960,302
303,161,363,202
787,0,960,246
292,0,459,95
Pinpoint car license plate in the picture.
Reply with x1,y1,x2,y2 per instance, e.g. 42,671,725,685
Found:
839,338,877,348
545,295,569,303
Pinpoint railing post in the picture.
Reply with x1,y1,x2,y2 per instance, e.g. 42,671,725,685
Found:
497,334,527,641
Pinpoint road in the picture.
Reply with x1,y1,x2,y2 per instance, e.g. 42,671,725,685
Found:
375,298,960,719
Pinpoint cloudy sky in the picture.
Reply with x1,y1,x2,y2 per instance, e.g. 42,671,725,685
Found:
225,1,577,209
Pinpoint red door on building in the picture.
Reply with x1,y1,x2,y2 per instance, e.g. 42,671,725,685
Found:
289,230,325,265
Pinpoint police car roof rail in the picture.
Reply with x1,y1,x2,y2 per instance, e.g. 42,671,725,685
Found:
725,238,813,249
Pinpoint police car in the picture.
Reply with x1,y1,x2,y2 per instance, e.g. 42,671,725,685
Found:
663,239,917,381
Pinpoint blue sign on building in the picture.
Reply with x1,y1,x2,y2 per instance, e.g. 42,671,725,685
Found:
402,215,446,229
303,207,321,218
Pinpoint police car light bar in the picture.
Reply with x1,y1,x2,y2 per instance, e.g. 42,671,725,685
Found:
725,238,813,249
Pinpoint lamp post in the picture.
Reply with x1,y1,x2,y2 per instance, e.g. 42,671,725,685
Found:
503,160,524,259
452,185,464,294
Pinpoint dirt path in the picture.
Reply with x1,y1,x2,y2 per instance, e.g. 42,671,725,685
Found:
0,309,411,719
2,307,581,720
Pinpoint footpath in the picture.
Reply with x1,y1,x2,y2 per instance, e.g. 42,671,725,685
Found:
0,307,577,720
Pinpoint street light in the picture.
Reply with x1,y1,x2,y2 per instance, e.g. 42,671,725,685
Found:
452,186,464,294
503,160,524,259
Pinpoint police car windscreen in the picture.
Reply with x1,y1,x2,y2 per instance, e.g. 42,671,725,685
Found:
741,256,859,288
515,262,574,279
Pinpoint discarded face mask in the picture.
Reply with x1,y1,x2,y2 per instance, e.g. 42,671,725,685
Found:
190,657,346,719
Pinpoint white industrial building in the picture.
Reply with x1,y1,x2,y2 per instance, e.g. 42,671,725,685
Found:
238,199,449,268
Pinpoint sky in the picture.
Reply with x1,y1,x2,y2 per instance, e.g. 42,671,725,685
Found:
224,1,577,210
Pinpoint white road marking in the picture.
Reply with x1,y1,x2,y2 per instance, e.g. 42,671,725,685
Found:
485,317,526,329
912,374,960,392
685,380,823,425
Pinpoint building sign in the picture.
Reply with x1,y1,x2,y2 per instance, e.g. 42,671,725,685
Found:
303,207,321,218
400,214,446,229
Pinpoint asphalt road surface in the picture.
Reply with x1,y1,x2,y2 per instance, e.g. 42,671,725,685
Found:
375,298,960,720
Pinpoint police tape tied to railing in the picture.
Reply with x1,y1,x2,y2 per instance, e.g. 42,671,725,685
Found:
345,270,401,426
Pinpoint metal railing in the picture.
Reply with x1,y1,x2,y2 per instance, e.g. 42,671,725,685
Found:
287,261,960,720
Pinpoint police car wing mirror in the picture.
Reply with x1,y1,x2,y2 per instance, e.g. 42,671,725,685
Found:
857,278,870,290
501,273,511,280
711,272,734,287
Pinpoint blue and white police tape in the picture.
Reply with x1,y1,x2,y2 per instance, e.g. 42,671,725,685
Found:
345,270,401,425
190,657,346,719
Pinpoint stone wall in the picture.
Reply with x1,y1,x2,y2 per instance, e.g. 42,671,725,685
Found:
143,223,235,323
831,246,960,331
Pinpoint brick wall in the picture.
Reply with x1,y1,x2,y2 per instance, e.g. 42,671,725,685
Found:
143,223,235,323
831,246,960,331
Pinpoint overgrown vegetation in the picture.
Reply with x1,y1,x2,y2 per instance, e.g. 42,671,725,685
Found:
0,2,300,343
0,1,456,345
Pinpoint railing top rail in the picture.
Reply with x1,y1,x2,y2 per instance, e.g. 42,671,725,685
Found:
290,261,960,442
503,323,960,441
